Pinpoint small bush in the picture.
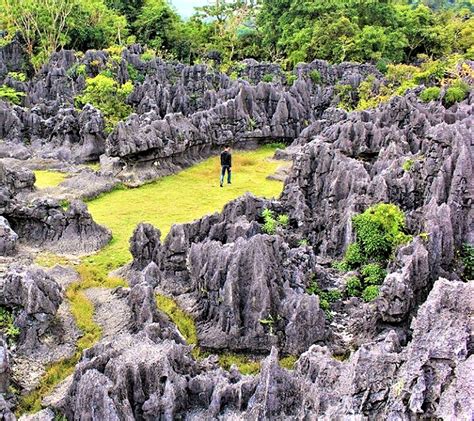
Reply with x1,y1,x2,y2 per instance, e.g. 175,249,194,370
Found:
344,243,365,268
332,260,350,272
309,69,322,84
262,74,274,83
352,203,412,261
361,263,386,285
335,83,354,111
346,276,362,297
444,80,469,107
286,73,297,85
0,85,26,105
75,74,134,133
0,306,20,343
141,49,156,62
127,64,145,83
7,71,27,82
67,64,87,79
362,285,380,302
261,208,289,234
402,159,414,172
277,214,289,226
420,87,440,102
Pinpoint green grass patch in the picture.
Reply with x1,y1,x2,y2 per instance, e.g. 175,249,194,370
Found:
34,170,68,189
156,294,197,346
84,146,284,274
35,252,72,268
216,353,261,375
17,265,126,415
279,355,298,370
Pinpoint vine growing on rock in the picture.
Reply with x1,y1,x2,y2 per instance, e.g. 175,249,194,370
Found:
333,203,412,301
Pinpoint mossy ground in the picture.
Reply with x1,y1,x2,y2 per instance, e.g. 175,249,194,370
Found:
84,146,285,273
34,170,68,189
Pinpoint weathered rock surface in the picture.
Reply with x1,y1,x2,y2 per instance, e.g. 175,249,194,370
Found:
0,216,17,256
0,265,62,352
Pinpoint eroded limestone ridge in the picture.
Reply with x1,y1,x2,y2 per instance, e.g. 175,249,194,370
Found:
74,93,472,419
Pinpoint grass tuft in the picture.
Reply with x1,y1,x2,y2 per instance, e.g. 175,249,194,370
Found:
34,170,68,189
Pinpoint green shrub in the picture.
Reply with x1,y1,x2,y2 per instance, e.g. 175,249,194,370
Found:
277,214,289,226
376,59,389,74
0,306,20,343
444,80,469,107
346,276,362,297
307,278,342,313
344,243,366,268
127,64,145,83
362,285,380,302
75,74,134,133
352,203,412,261
67,64,87,79
332,260,350,272
7,71,27,82
461,243,474,280
420,87,441,102
261,208,289,234
0,85,26,105
262,74,274,83
402,159,414,172
309,69,321,84
286,73,297,85
361,263,386,285
141,49,156,62
335,83,354,111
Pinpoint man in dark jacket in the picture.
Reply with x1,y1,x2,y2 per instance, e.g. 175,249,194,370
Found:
220,145,232,187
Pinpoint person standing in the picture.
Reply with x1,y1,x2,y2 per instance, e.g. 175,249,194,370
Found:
220,145,232,187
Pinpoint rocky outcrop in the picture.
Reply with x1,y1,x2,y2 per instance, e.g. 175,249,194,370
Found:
0,266,62,351
6,199,111,254
0,216,17,255
0,336,9,394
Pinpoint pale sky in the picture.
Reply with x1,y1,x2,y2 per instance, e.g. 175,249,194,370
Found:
170,0,211,18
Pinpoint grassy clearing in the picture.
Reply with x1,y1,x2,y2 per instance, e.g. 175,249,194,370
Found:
84,146,284,273
34,170,68,189
17,264,126,415
18,147,285,413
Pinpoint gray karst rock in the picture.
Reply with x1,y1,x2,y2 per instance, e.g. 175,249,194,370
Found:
0,266,62,351
0,216,17,256
6,199,111,254
0,335,9,394
384,278,473,420
1,38,473,420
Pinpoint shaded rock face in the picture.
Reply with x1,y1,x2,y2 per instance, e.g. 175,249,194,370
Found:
0,216,17,256
7,199,111,254
0,266,62,352
0,336,9,394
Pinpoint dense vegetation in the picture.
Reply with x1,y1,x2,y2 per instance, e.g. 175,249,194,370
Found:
1,0,472,70
333,203,413,301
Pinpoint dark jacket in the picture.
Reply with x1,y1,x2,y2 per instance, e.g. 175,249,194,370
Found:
220,150,232,167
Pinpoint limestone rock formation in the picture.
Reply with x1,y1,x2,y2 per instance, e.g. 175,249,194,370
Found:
0,266,62,351
0,216,17,256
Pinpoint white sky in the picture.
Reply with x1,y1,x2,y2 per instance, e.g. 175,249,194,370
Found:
170,0,211,18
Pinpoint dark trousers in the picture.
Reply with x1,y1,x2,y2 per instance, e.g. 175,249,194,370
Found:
220,165,231,185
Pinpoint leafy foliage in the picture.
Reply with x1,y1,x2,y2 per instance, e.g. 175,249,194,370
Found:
261,208,289,234
362,285,380,302
420,86,441,102
307,277,342,315
0,306,20,343
309,69,321,84
0,85,26,105
443,79,469,106
335,203,412,301
75,74,133,132
402,159,415,172
262,74,274,83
